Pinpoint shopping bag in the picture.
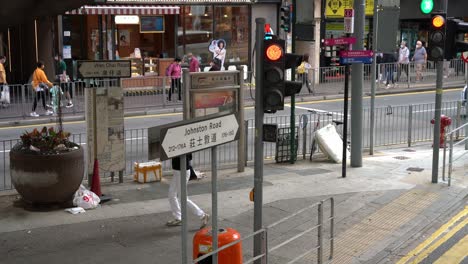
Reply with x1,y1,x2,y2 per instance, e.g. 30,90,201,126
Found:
72,184,100,209
0,85,10,104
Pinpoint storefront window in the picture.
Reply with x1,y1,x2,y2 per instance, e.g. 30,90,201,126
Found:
179,6,213,65
214,6,249,67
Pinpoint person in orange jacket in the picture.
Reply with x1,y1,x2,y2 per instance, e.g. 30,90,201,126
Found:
31,61,53,117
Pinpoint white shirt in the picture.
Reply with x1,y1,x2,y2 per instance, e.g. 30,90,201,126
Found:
399,46,410,64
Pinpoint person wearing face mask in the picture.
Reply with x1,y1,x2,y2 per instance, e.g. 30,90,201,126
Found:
397,41,410,82
412,41,427,82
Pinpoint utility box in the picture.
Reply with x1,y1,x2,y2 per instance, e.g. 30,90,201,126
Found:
275,126,298,163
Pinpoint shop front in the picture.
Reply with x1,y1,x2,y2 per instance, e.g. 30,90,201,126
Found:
64,2,251,89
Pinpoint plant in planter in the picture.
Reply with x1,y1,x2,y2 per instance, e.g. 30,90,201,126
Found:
10,124,85,205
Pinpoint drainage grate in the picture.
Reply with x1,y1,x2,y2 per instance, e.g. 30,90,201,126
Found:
403,149,416,152
407,167,424,172
393,156,410,160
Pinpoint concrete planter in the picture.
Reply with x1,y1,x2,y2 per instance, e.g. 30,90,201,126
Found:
10,144,84,205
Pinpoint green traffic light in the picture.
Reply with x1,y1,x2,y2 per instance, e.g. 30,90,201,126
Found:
420,0,434,14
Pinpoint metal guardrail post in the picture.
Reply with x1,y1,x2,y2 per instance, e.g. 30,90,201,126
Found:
408,105,413,147
245,120,249,166
442,135,447,182
263,230,268,264
448,133,454,186
162,76,167,107
456,101,461,140
21,84,26,117
72,82,77,115
317,202,324,264
303,125,307,160
329,198,335,260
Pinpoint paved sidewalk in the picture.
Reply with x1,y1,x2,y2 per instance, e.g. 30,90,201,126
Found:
0,144,467,263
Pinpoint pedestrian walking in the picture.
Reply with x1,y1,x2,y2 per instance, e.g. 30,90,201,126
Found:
297,54,312,93
54,54,73,108
166,153,210,228
31,61,53,117
397,41,410,82
167,57,182,101
383,53,396,89
0,56,8,106
187,52,200,73
412,41,427,82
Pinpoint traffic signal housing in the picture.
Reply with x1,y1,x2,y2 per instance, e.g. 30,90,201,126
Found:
445,18,468,59
280,5,291,33
262,38,303,113
428,12,446,61
263,38,286,113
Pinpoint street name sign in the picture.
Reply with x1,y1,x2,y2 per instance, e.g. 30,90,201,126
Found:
77,60,131,79
323,37,356,46
340,50,374,58
158,113,239,160
340,57,373,64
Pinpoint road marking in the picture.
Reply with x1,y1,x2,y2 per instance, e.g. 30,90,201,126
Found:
285,104,344,116
411,217,468,263
433,234,468,264
396,206,468,264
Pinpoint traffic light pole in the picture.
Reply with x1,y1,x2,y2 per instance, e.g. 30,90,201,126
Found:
431,61,443,183
289,0,297,164
253,17,265,263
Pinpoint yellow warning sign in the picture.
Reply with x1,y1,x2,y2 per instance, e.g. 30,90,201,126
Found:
325,0,374,18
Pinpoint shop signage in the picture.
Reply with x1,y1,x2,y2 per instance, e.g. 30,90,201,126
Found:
323,37,356,46
159,113,239,160
344,8,354,34
340,50,374,58
115,15,140,25
77,60,132,79
325,0,374,18
340,57,373,64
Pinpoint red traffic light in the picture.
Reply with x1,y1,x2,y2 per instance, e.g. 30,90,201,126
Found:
265,44,283,61
431,15,445,28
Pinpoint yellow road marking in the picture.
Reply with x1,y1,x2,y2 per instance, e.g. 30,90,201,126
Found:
411,217,468,263
397,206,468,264
433,234,468,264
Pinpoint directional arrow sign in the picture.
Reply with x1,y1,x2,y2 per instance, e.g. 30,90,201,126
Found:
160,114,239,160
77,60,131,79
340,57,373,64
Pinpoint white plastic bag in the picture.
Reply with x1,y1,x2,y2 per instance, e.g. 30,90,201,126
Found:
0,85,10,104
73,185,100,210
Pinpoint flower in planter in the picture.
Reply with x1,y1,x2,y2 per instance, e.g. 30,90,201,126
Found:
19,126,79,154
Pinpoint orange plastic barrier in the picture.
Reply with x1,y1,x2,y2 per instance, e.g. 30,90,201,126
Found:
193,227,242,264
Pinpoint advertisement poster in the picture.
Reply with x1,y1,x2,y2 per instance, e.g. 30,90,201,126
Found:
208,39,227,69
119,30,130,46
193,90,236,117
325,0,374,18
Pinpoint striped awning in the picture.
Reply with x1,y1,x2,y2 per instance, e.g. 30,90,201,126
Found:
66,5,180,15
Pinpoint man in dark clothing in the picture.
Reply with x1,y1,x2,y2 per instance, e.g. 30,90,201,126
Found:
382,52,397,88
166,153,209,228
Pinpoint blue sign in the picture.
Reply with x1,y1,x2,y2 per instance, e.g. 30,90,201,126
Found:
340,57,373,64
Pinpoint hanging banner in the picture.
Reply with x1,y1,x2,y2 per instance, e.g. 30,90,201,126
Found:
325,0,374,18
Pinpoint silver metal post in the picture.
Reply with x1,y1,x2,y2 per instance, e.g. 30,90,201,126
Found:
369,0,379,155
237,66,246,172
317,202,324,264
303,126,307,160
442,135,446,181
408,105,413,147
329,198,335,260
245,120,249,166
432,61,444,183
162,76,167,107
211,146,218,264
448,133,454,186
351,0,365,167
21,84,26,117
180,154,188,264
254,18,265,264
456,101,461,140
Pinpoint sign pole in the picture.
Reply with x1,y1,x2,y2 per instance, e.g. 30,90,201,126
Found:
254,17,265,264
431,61,443,183
211,146,219,264
369,0,379,155
180,154,188,264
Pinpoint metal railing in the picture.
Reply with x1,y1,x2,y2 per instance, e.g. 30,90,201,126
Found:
1,101,466,191
192,198,334,264
442,120,468,186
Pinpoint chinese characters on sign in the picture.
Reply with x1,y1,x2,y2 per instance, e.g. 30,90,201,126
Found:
77,60,131,79
160,114,239,159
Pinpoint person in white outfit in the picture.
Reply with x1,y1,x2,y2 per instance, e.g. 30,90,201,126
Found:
166,153,209,228
397,41,410,82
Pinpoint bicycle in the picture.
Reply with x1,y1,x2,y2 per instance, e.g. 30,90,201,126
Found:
309,110,349,161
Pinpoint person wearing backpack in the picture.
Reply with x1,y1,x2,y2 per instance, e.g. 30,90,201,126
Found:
166,58,182,101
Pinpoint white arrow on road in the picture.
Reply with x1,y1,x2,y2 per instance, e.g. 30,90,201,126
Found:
161,114,239,159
